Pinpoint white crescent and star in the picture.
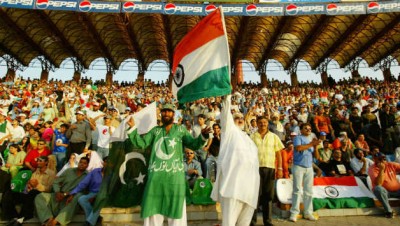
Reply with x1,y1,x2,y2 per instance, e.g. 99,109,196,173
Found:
155,137,176,160
119,152,146,185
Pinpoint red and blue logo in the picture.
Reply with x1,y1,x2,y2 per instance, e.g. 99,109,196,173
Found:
367,2,380,13
285,4,298,15
205,4,217,14
164,3,176,14
36,0,49,9
246,4,257,16
123,1,135,12
79,0,92,12
326,3,338,15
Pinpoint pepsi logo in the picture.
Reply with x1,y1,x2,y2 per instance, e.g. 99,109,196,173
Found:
36,0,49,9
326,4,338,15
246,4,257,16
79,0,92,12
285,4,298,15
123,1,135,12
102,128,108,135
164,3,176,14
205,4,217,14
367,2,380,13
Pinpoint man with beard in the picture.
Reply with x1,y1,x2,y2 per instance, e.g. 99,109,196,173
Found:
126,103,210,226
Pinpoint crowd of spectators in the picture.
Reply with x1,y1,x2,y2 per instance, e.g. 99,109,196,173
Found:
0,74,399,223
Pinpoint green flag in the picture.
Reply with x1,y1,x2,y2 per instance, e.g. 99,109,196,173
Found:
94,140,149,210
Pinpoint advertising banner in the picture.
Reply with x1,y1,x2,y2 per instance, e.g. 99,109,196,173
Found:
0,0,34,9
284,3,325,15
366,1,400,13
35,0,77,11
77,1,120,13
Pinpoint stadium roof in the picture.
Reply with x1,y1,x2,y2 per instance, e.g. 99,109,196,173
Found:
0,1,399,74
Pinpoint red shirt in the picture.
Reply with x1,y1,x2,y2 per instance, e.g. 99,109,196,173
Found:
368,162,400,192
24,148,51,170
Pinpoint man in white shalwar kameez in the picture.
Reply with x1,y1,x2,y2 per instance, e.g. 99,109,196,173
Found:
211,96,260,226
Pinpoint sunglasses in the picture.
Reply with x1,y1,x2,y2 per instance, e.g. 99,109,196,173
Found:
186,152,194,155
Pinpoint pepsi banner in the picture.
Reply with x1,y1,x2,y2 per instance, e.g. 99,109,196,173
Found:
367,1,400,14
35,0,77,11
121,1,163,13
78,1,120,13
325,2,365,15
2,0,400,16
0,0,34,9
285,3,325,15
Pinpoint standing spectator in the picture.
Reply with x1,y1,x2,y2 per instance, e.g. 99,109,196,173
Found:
52,124,69,171
279,141,294,179
289,123,320,222
355,134,370,156
314,106,334,140
126,103,209,225
250,116,284,226
88,115,115,159
368,153,400,218
66,111,91,158
0,110,12,155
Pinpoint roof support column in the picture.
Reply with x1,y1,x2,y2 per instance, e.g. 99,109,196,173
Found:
346,58,362,81
376,56,395,83
38,56,54,82
288,59,299,87
168,73,173,91
259,64,268,87
3,55,23,82
231,68,238,91
317,59,330,87
72,58,84,83
235,60,244,85
105,59,115,87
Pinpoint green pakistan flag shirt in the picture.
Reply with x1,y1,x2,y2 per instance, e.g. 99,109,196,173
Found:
128,124,206,219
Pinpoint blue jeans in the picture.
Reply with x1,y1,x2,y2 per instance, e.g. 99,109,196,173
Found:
290,165,314,217
78,192,100,226
96,147,109,159
54,152,66,172
373,185,400,213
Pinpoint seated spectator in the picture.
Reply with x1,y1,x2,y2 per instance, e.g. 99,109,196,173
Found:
317,139,332,173
65,157,107,226
24,139,51,172
41,121,54,147
339,131,355,162
1,144,26,178
350,148,374,177
1,156,55,225
57,153,78,177
9,119,25,144
184,148,202,189
354,134,370,156
34,157,89,226
368,153,400,218
327,149,354,177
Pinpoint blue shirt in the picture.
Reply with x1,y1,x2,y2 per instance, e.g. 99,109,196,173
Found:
293,135,314,168
53,129,69,153
70,168,103,194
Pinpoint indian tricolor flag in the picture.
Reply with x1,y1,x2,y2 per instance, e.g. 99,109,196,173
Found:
172,7,231,104
313,176,375,210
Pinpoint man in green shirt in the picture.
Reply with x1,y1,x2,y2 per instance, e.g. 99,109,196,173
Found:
127,103,209,226
34,157,89,226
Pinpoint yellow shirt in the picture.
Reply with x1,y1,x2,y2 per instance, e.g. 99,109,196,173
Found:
30,168,56,192
251,131,284,168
